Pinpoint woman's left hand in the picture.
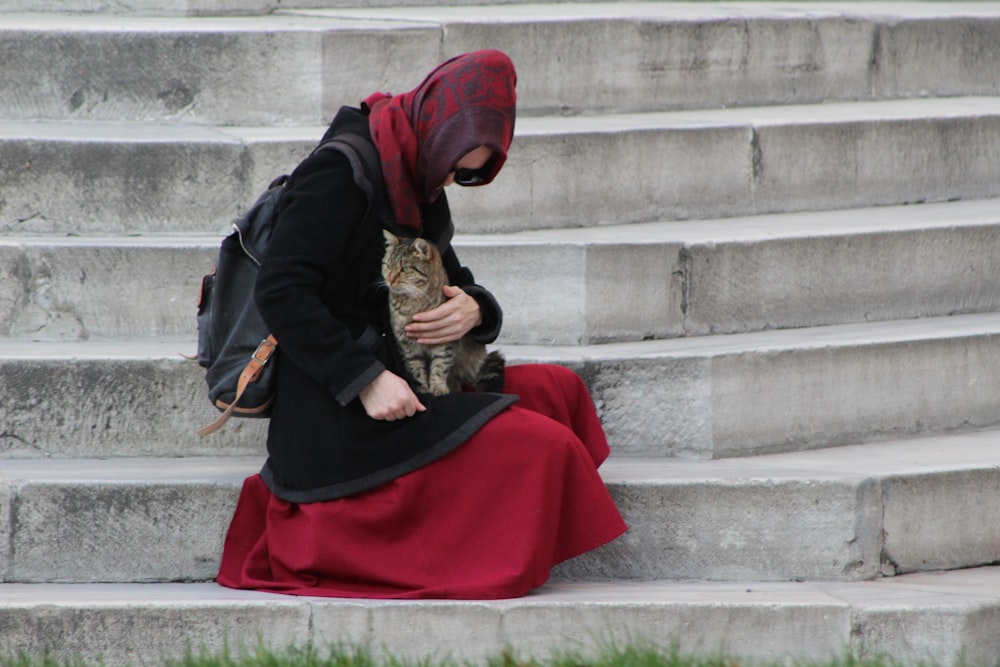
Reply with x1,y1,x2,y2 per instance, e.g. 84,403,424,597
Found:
406,285,482,345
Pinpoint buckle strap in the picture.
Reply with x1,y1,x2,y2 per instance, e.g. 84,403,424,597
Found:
197,334,278,437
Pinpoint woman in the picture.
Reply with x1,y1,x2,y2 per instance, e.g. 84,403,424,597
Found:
216,50,626,600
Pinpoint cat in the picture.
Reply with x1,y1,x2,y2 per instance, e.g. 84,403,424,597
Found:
381,230,505,396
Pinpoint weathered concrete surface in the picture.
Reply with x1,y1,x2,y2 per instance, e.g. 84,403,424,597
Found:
585,433,1000,581
0,13,426,124
823,568,1000,666
0,122,315,235
0,340,266,459
509,312,1000,458
2,432,999,583
3,5,1000,116
2,199,999,344
0,313,997,459
0,0,280,14
3,568,1000,666
5,99,1000,235
459,198,1000,344
0,458,250,583
0,236,217,340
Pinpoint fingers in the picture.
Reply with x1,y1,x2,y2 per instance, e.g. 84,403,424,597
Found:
369,394,426,421
360,371,427,421
377,397,427,421
406,286,482,344
406,318,463,345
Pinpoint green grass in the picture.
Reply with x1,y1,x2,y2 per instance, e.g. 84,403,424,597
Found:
0,644,948,667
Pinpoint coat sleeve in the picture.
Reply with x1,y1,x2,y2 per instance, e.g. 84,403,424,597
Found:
254,149,386,406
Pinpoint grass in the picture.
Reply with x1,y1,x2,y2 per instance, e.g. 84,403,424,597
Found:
0,644,949,667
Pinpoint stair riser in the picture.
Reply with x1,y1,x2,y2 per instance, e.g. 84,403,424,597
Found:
561,477,884,582
570,332,1000,458
2,15,999,119
0,243,215,341
5,113,1000,235
466,223,1000,344
4,482,238,583
0,357,265,459
3,326,999,459
880,468,1000,575
0,593,852,667
426,14,878,116
5,464,1000,583
4,578,1000,667
0,28,330,125
753,116,1000,215
0,0,277,14
0,134,304,235
459,111,1000,232
0,601,314,666
4,220,1000,344
570,467,1000,582
875,18,1000,100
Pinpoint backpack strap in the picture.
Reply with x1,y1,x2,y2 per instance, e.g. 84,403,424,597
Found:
197,334,278,437
313,134,385,221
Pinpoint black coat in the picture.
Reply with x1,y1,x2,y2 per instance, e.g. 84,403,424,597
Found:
254,107,516,502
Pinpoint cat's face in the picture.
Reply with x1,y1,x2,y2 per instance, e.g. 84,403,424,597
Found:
382,231,443,297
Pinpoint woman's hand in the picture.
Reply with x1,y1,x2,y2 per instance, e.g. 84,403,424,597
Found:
360,370,427,421
406,285,482,345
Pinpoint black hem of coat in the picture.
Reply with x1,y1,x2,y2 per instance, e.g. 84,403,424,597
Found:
259,392,518,503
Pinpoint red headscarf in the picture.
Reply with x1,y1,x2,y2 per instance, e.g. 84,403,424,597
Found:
362,50,517,231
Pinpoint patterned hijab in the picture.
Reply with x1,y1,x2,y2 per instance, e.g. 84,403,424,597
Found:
362,50,517,231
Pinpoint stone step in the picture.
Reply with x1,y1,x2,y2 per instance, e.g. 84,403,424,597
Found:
4,199,1000,344
462,198,1000,344
3,4,999,119
3,313,999,459
0,0,277,14
4,566,1000,666
4,97,1000,235
0,0,532,15
2,430,999,583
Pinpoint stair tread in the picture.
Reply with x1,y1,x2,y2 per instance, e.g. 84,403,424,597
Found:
462,197,1000,244
293,1,1000,23
3,427,997,483
2,310,998,358
4,96,1000,140
506,311,1000,358
3,567,1000,667
3,564,1000,606
6,1,1000,26
5,196,997,246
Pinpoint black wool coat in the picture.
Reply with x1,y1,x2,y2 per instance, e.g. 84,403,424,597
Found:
254,107,516,502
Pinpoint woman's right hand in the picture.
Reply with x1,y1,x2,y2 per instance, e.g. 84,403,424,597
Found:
359,370,427,421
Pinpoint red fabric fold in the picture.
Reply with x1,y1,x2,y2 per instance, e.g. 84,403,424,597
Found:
217,364,626,599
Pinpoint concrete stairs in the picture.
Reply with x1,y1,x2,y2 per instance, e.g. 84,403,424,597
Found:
2,1,1000,665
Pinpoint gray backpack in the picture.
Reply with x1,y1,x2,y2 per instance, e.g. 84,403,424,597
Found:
196,134,382,436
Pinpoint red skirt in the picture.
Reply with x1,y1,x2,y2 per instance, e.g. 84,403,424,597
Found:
216,364,627,599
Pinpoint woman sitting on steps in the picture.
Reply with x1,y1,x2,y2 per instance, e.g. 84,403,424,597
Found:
216,49,626,600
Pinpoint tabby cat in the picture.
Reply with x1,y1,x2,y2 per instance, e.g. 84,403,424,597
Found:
382,230,505,395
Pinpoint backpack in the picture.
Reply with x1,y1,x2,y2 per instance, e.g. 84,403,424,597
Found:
196,134,383,436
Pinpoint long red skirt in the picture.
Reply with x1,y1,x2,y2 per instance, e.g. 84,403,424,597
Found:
216,364,627,599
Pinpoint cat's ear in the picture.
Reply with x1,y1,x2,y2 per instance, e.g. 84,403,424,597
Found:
411,238,434,260
383,230,399,248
